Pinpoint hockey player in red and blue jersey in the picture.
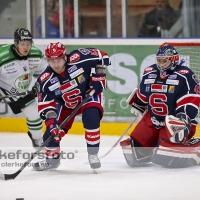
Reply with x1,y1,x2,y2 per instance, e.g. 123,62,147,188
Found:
32,42,110,171
120,44,200,168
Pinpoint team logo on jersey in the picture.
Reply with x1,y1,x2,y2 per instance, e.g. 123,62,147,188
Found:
70,68,84,79
151,84,168,93
50,77,58,84
168,85,175,93
14,74,31,92
168,75,177,79
48,82,60,91
144,67,154,73
40,72,50,82
78,48,90,55
144,79,155,84
178,70,189,74
60,79,78,93
166,79,179,85
77,75,85,84
148,74,157,79
145,85,150,92
68,65,77,73
69,53,80,63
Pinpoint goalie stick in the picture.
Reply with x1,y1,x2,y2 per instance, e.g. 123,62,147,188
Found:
0,89,95,181
99,114,138,159
0,91,34,99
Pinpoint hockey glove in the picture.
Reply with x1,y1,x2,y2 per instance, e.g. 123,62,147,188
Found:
165,113,191,143
45,118,66,142
126,88,147,118
29,83,39,97
89,73,106,95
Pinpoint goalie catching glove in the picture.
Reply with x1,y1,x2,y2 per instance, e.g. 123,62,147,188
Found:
45,118,66,142
126,88,147,118
165,113,191,143
89,73,106,95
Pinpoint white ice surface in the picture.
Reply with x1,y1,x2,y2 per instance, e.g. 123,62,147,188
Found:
0,133,200,200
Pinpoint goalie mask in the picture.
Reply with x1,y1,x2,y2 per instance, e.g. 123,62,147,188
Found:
156,44,179,79
14,28,33,46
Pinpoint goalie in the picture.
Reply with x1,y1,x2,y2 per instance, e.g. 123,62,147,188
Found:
120,44,200,168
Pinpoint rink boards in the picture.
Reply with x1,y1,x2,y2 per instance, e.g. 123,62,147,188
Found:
1,117,200,137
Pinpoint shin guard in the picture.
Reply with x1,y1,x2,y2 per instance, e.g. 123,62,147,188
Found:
120,138,153,167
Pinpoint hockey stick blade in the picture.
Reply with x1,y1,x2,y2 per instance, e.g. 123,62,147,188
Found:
0,89,95,181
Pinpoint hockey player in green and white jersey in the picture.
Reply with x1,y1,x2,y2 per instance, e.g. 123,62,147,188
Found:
0,28,47,147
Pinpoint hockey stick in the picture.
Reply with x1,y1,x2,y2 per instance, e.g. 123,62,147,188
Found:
0,89,95,181
0,91,34,99
99,114,139,159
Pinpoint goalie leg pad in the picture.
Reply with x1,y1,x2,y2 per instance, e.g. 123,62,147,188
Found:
120,138,153,167
151,139,200,168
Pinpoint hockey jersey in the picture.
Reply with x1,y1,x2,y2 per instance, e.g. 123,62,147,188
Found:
137,64,200,128
37,48,110,120
0,44,47,102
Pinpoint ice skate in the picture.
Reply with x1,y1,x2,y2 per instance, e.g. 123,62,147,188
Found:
28,131,43,148
88,154,101,169
32,160,60,171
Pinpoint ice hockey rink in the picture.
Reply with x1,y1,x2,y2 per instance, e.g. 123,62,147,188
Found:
0,133,200,200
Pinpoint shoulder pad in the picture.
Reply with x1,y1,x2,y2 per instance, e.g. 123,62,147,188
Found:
0,44,14,64
28,46,44,58
37,67,51,83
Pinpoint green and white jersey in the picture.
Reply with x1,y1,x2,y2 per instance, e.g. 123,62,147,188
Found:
0,44,47,102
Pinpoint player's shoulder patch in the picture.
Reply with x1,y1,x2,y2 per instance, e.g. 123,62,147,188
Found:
68,49,81,63
176,65,192,75
144,65,156,74
37,67,51,83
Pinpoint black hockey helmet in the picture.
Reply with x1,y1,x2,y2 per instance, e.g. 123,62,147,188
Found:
14,28,33,45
